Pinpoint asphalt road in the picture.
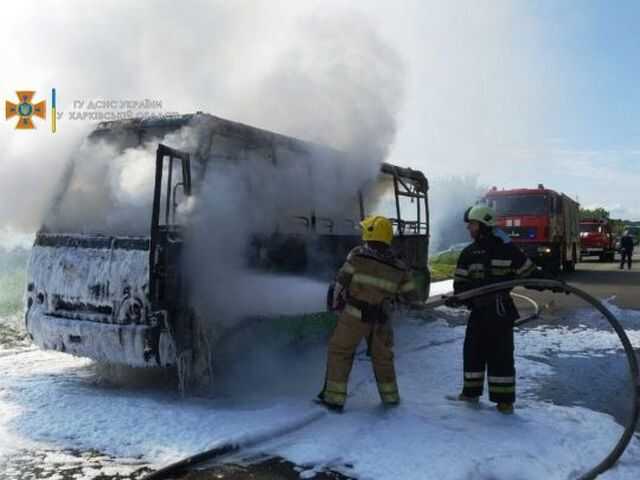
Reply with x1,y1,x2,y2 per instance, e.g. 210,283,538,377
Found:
519,252,640,314
512,252,640,432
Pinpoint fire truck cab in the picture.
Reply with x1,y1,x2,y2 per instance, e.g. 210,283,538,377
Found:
579,218,615,262
485,185,580,275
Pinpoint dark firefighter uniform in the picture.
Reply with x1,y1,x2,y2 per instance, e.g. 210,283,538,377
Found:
620,233,634,270
319,217,419,411
453,233,536,405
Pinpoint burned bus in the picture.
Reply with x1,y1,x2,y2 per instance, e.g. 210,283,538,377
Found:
24,113,430,378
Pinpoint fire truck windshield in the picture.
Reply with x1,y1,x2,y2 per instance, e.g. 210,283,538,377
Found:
491,195,547,216
580,223,601,233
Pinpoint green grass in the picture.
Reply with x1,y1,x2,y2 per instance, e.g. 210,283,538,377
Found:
0,247,29,272
0,248,29,317
429,264,455,281
428,250,460,281
0,269,26,317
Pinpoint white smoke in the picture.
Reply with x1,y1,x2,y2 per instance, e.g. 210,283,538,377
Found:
243,12,404,166
0,4,405,389
0,1,571,391
428,176,488,252
45,126,203,235
1,1,563,242
1,2,403,232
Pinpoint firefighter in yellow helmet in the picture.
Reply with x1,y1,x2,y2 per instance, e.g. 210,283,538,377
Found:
317,215,419,412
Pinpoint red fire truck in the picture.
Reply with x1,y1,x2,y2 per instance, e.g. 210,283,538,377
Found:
485,185,580,274
579,218,616,262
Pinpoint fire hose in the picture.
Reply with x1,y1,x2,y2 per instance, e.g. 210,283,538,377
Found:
143,280,637,480
419,278,639,480
511,292,540,326
141,411,326,480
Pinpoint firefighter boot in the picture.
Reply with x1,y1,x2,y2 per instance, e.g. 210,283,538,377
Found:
315,392,344,413
496,402,514,414
457,393,480,403
445,393,480,404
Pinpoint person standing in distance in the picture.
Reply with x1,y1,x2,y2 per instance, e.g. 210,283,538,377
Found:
619,230,635,270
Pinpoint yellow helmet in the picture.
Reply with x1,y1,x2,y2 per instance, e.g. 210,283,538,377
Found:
360,215,393,245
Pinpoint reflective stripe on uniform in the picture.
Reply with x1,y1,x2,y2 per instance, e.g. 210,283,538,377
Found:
491,259,512,267
351,273,398,293
454,271,471,282
455,268,469,277
468,263,485,280
516,258,535,276
377,382,400,404
342,262,355,274
464,371,485,379
488,376,515,384
324,381,347,406
399,279,415,293
488,385,515,394
490,258,513,276
344,304,362,320
491,268,512,276
454,277,471,283
378,382,399,393
326,380,347,393
464,380,484,388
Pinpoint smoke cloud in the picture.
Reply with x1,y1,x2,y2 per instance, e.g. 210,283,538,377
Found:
45,125,203,235
1,3,406,388
1,1,563,248
0,1,572,391
244,13,404,166
1,2,403,234
182,13,405,355
428,176,488,252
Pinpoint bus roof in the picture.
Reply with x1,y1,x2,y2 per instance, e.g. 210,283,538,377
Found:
88,112,428,188
485,187,559,197
90,112,335,157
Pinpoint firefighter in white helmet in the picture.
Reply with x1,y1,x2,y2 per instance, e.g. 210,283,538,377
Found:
317,215,418,412
448,204,536,414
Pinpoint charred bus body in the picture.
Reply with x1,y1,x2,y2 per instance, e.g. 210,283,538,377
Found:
25,113,430,373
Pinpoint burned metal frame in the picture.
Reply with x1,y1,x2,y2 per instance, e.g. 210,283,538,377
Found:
379,163,429,237
357,163,431,298
149,144,192,311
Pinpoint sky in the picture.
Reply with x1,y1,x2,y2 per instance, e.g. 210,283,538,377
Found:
380,1,640,218
0,0,639,248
